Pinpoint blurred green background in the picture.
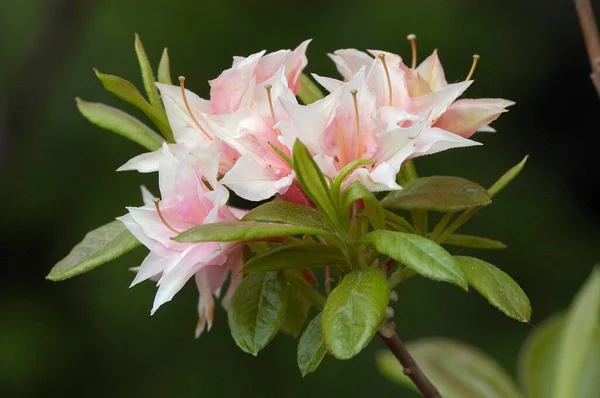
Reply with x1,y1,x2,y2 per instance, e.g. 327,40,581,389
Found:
1,0,599,397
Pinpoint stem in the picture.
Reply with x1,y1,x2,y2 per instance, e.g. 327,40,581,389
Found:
436,207,480,244
429,212,454,242
378,331,442,398
574,0,600,97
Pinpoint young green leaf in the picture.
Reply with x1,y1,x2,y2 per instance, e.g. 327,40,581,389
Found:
157,47,173,85
134,33,162,109
174,221,335,243
292,140,341,228
455,256,531,322
227,272,289,355
443,234,507,249
377,338,523,398
322,267,389,359
488,155,528,198
94,69,172,140
396,159,418,186
342,182,385,230
47,220,141,281
243,199,331,231
553,266,600,398
383,210,416,233
243,242,347,273
297,73,325,105
382,176,491,212
362,231,468,290
297,313,328,376
76,98,165,151
281,289,311,338
331,159,374,195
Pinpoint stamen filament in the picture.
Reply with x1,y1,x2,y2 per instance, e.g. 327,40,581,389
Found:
465,54,480,81
264,84,277,126
154,199,181,234
350,89,362,159
407,34,417,69
178,76,212,140
378,54,393,106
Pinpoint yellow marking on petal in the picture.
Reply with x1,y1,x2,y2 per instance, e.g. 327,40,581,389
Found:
407,34,417,70
378,54,393,106
178,76,212,140
154,199,181,234
465,54,480,81
264,84,277,126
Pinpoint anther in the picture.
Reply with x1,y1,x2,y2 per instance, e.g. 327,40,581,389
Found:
154,199,181,234
178,76,212,140
465,54,480,81
378,54,393,106
407,34,417,69
264,84,277,126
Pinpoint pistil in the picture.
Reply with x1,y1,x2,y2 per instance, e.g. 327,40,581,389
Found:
178,76,212,140
378,54,393,106
407,34,418,69
154,199,181,234
465,54,480,81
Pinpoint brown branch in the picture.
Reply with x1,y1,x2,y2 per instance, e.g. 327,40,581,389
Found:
378,331,442,398
574,0,600,97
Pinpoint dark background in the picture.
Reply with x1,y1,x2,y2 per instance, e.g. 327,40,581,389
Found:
1,1,599,397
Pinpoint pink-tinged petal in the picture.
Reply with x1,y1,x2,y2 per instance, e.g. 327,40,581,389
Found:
328,49,374,81
221,247,245,310
140,186,156,206
366,50,410,73
406,72,433,97
220,155,292,201
130,250,180,288
194,265,229,337
312,73,344,93
348,164,402,192
412,127,481,158
226,207,250,220
365,56,411,109
415,49,448,91
155,83,213,144
277,180,314,207
117,213,165,253
313,154,337,179
413,81,473,124
477,125,497,133
117,144,191,173
376,106,419,132
433,98,515,138
126,205,185,249
285,39,311,93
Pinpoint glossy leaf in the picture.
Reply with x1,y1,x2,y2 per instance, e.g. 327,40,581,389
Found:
342,182,385,230
444,234,507,249
47,220,140,281
488,155,528,198
281,289,311,338
243,200,331,231
382,176,491,212
243,243,347,273
553,266,600,398
174,221,334,243
297,313,328,376
297,73,324,104
363,231,468,289
227,272,289,355
157,47,173,85
134,33,162,109
456,256,530,322
377,338,523,398
75,98,164,151
322,267,389,359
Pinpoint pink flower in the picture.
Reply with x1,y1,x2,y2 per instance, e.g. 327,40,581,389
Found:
118,144,245,336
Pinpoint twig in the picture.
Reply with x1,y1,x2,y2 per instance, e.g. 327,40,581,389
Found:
574,0,600,97
378,331,442,398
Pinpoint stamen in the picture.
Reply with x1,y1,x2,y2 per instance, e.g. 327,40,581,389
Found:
407,34,417,69
264,84,277,125
350,89,362,159
154,199,181,234
378,54,393,106
465,54,480,81
178,76,212,140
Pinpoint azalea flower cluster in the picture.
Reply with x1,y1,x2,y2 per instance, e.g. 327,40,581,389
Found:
113,38,513,336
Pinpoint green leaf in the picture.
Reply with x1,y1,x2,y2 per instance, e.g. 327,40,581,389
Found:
297,313,328,376
362,231,468,289
292,140,341,228
243,200,331,231
396,159,418,186
94,69,172,140
455,256,531,322
174,221,335,243
518,314,565,398
377,338,523,398
322,267,389,359
443,234,507,249
134,33,162,109
75,98,164,151
47,220,140,281
243,243,347,273
553,266,600,398
382,176,491,212
281,288,311,338
157,47,173,85
342,182,385,230
297,73,324,104
383,209,416,233
488,155,528,198
331,159,374,195
227,272,289,355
